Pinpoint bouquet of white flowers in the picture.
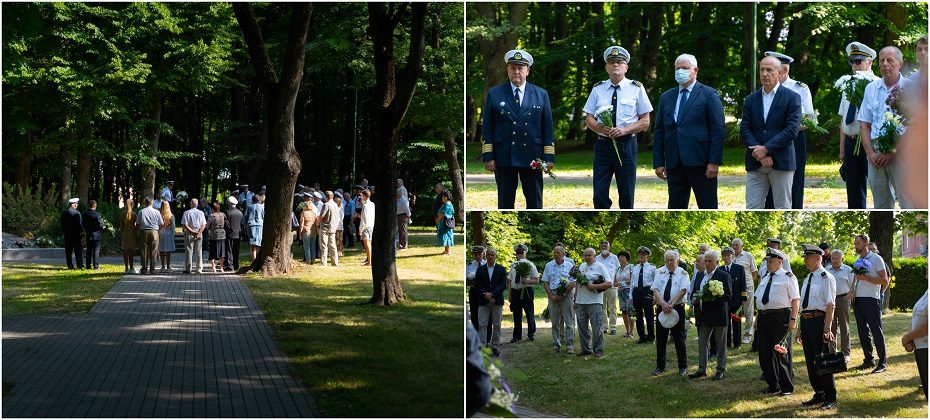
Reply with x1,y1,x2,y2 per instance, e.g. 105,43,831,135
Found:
175,190,189,203
594,104,623,166
834,71,878,108
466,271,476,287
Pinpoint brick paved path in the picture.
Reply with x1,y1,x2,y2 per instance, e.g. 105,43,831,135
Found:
2,271,316,417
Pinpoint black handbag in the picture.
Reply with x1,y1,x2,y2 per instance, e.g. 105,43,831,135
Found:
444,216,455,229
815,345,847,375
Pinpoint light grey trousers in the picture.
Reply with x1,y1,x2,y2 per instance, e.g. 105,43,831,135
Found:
549,297,575,349
746,167,794,208
576,303,605,354
831,294,852,356
478,304,503,350
698,324,728,373
869,160,909,209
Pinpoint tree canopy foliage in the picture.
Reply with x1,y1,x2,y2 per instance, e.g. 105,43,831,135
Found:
3,2,463,225
467,2,927,152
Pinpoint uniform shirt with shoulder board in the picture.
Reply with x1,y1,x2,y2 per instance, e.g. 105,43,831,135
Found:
853,251,887,300
575,261,613,305
631,262,658,289
651,266,690,303
595,252,620,287
857,76,912,139
783,77,815,116
912,290,929,349
754,268,801,310
826,263,855,295
759,257,792,276
837,70,877,137
509,258,540,289
800,266,837,311
467,259,486,277
542,258,575,291
582,78,653,129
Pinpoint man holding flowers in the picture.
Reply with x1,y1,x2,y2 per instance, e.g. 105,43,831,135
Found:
754,248,800,396
858,46,913,209
651,250,691,376
542,244,576,354
583,46,653,209
851,234,890,373
508,244,540,343
837,42,878,208
574,248,614,357
689,250,732,380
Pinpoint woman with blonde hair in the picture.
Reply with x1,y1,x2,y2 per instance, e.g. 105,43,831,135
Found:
120,198,139,273
158,203,176,271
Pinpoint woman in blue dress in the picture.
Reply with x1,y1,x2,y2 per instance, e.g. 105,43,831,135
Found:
244,194,265,260
435,191,454,255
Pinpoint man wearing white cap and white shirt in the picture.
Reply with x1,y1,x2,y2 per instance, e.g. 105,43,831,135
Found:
763,51,814,210
652,249,690,376
161,180,175,207
481,49,555,209
575,248,613,357
858,45,913,209
224,196,244,271
838,42,878,209
754,248,800,396
584,45,653,209
60,197,84,269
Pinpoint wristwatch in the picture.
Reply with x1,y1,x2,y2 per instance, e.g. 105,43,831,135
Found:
790,317,797,321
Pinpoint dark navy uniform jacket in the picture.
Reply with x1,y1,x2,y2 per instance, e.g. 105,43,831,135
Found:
60,207,83,239
82,210,105,241
481,82,555,167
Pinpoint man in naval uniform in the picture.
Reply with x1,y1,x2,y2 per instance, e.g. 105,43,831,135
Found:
60,197,84,269
838,42,877,209
796,244,838,410
481,49,555,209
583,46,653,209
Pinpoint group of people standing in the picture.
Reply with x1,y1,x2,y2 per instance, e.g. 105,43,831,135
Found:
466,234,928,409
481,37,927,209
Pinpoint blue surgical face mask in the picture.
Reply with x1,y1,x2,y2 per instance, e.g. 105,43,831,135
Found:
675,68,691,84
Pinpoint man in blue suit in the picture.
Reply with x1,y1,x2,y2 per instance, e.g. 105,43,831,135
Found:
653,54,725,209
482,49,555,209
741,55,802,209
475,247,509,357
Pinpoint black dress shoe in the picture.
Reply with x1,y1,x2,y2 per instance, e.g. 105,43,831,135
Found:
761,388,781,395
871,364,887,374
712,372,725,380
509,337,522,343
636,339,648,344
802,396,825,406
652,368,665,376
854,362,876,370
688,371,707,379
779,390,793,396
819,401,837,410
577,350,593,356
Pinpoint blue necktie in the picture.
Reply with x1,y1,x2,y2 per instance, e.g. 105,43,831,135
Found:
676,89,689,123
514,88,521,108
610,85,620,128
802,273,813,309
845,103,857,125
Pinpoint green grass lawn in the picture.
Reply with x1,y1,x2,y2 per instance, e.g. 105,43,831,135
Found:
240,227,464,417
492,293,927,417
466,146,840,178
2,263,124,315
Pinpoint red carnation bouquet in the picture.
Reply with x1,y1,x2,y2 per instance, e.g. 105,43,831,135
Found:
530,158,557,179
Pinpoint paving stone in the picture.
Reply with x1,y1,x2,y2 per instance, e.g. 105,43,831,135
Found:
3,271,317,417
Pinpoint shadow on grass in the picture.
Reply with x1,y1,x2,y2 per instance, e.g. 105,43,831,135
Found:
242,240,464,418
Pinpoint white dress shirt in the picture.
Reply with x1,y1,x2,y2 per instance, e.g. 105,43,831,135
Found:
631,262,658,289
542,259,575,290
596,252,620,287
754,268,800,310
762,81,781,122
652,266,690,304
826,263,854,296
800,267,837,311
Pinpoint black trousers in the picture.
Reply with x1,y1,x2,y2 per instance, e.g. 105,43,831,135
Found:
852,297,886,365
343,215,355,247
495,166,543,209
844,136,869,209
593,136,636,209
917,348,928,399
757,309,794,392
666,165,718,209
224,237,241,270
509,286,536,339
633,287,655,340
64,235,83,269
85,238,101,269
800,314,837,401
656,304,687,370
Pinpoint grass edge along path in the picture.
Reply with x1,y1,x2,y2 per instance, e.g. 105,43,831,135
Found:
493,303,927,418
240,229,465,417
2,263,124,315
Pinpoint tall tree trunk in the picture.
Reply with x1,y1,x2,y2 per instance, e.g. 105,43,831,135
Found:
367,3,428,306
234,2,312,276
764,2,787,52
641,4,663,93
15,131,33,191
741,3,757,106
470,211,485,246
442,134,465,223
869,211,895,311
60,148,72,205
142,91,163,199
76,148,91,204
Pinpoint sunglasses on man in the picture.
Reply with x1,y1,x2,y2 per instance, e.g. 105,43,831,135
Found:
848,58,865,65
